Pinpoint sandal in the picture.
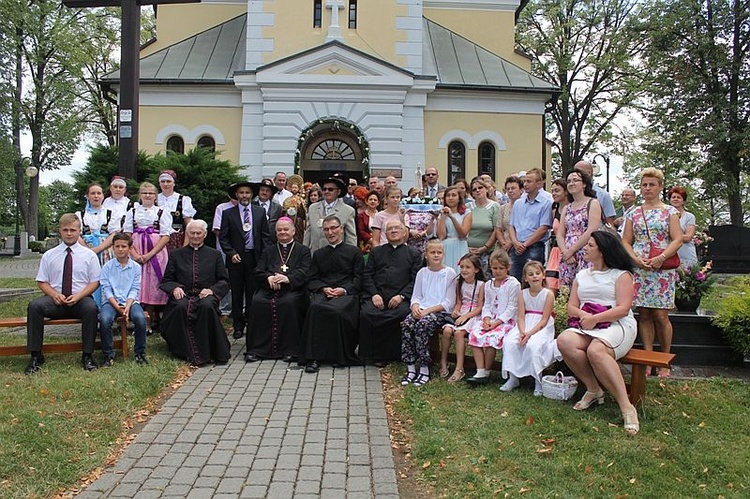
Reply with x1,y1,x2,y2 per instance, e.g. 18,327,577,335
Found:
439,366,450,378
447,369,465,383
573,390,605,411
400,372,417,386
623,405,640,435
657,368,671,378
412,372,431,387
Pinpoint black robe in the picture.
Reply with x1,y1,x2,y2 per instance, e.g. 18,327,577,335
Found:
359,243,422,362
300,243,363,366
247,242,312,358
159,244,230,365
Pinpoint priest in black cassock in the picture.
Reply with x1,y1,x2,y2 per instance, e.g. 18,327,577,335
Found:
245,217,311,362
159,220,231,366
359,219,422,367
300,215,364,373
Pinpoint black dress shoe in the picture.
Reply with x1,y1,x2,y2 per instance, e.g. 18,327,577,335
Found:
134,354,149,365
465,375,489,385
24,355,45,375
282,354,296,363
82,355,98,372
101,356,115,368
244,353,260,363
305,360,320,373
232,329,245,339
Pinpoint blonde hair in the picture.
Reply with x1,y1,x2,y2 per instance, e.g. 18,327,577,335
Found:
139,181,158,194
58,213,80,228
425,238,444,253
640,167,664,185
522,260,546,289
489,249,511,269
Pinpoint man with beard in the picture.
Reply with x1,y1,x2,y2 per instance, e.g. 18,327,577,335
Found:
245,217,312,362
358,219,421,367
159,220,230,366
300,216,363,372
219,181,271,343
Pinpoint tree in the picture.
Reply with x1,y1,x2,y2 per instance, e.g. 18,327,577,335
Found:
640,0,750,226
516,0,648,173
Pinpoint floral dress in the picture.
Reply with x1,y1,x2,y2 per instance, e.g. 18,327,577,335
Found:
468,276,520,349
626,205,678,309
404,211,435,258
559,202,592,286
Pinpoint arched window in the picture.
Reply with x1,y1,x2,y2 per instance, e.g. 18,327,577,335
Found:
447,141,465,186
313,0,322,28
348,0,357,29
166,135,184,154
197,135,216,152
478,141,496,179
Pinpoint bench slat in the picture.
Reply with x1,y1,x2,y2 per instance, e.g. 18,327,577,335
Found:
620,349,675,369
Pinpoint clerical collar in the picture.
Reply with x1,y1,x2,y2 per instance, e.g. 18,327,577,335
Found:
279,241,292,248
190,244,204,250
329,242,342,249
390,243,403,249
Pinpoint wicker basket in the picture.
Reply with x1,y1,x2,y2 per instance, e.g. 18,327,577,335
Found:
541,371,578,401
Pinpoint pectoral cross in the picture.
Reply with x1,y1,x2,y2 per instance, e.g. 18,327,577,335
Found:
326,0,344,42
281,264,289,273
63,0,200,179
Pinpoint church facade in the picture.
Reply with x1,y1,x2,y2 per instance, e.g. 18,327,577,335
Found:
114,0,558,185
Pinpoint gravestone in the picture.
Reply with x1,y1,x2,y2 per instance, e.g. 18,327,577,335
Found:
707,225,750,273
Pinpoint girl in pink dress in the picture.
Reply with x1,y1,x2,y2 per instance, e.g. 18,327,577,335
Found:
465,249,521,384
122,182,173,331
439,253,485,383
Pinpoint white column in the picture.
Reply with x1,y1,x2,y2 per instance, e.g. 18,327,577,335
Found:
326,0,345,42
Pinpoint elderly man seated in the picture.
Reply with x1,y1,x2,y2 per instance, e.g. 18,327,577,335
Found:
359,219,422,367
245,217,312,362
159,220,231,366
299,215,363,373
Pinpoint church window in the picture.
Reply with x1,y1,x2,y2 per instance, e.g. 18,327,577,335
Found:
166,135,184,154
448,141,466,186
311,139,356,160
313,0,322,28
197,135,216,152
478,141,496,179
348,0,357,29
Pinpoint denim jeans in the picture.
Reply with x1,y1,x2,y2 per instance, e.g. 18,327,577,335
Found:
510,242,546,282
99,302,148,357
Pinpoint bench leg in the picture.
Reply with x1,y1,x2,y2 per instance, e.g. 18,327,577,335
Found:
629,364,647,408
120,319,129,360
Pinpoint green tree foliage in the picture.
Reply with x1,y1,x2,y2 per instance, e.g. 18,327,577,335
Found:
640,0,750,226
516,0,648,173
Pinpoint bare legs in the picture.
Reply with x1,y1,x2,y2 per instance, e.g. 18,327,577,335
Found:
637,307,673,376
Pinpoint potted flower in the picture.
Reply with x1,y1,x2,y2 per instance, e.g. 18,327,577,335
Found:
675,261,716,313
692,229,714,261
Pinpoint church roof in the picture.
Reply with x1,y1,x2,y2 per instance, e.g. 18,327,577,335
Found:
103,14,557,95
422,18,557,94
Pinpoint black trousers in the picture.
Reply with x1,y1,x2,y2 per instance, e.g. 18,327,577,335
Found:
227,250,257,335
26,295,99,354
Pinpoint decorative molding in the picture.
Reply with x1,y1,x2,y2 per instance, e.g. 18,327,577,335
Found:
140,86,241,108
424,0,520,11
155,124,227,145
437,130,507,150
426,89,548,115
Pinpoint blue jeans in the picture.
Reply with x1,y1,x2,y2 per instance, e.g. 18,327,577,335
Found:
510,242,546,283
99,302,148,357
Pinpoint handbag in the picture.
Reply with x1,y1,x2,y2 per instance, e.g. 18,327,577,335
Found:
641,207,680,269
567,302,612,329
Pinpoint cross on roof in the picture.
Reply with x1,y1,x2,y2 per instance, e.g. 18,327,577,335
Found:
63,0,201,179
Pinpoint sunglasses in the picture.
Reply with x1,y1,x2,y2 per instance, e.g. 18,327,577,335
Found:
322,187,338,192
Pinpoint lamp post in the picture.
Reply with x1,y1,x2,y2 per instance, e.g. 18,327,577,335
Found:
592,153,611,193
14,162,38,256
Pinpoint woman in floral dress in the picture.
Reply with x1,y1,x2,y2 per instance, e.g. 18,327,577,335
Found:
622,167,683,377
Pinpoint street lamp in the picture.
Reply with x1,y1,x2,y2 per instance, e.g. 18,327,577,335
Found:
14,162,38,256
592,153,611,193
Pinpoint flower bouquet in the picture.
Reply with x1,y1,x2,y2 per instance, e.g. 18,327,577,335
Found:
676,261,716,301
400,196,442,213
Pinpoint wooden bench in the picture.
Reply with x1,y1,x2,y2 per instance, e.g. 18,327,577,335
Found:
0,315,141,359
619,348,676,407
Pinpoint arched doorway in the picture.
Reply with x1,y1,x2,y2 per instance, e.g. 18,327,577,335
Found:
296,119,369,184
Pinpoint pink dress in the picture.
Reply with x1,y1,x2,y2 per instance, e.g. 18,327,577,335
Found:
468,276,521,349
123,205,173,306
447,280,483,332
559,202,592,286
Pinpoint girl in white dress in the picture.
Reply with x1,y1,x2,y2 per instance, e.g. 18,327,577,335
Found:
500,260,559,395
466,249,520,385
439,253,485,383
102,176,133,228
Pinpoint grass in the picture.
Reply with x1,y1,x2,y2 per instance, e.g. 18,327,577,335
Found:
0,291,189,498
387,365,750,498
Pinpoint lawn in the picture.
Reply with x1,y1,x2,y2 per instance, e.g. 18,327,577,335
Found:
0,290,189,498
385,366,750,498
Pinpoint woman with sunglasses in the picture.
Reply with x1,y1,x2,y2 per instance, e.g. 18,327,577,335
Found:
466,177,499,275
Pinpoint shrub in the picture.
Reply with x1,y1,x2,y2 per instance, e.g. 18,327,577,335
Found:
711,277,750,356
28,241,44,253
553,286,570,335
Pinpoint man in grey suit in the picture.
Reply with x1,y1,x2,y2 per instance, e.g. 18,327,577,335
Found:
304,175,357,252
424,166,447,198
253,178,283,241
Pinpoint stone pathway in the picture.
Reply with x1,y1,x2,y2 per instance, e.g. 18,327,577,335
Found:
76,341,400,499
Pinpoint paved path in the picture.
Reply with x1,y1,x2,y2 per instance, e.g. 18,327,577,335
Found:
77,341,400,499
0,253,41,278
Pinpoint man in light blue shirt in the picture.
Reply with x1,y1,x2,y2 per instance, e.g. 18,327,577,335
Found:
509,168,553,281
99,232,149,365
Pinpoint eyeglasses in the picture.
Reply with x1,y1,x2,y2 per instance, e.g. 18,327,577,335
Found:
349,183,357,187
323,226,341,232
322,187,338,192
472,186,485,191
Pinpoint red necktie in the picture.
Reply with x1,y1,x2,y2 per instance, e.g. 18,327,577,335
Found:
62,247,73,296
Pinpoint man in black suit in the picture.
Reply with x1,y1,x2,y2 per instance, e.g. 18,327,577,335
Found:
219,181,271,342
253,178,283,241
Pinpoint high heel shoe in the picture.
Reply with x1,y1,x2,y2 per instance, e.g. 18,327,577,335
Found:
623,405,640,435
573,390,605,411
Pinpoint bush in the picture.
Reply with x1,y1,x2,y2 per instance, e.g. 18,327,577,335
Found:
711,277,750,356
553,286,570,334
28,241,44,253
